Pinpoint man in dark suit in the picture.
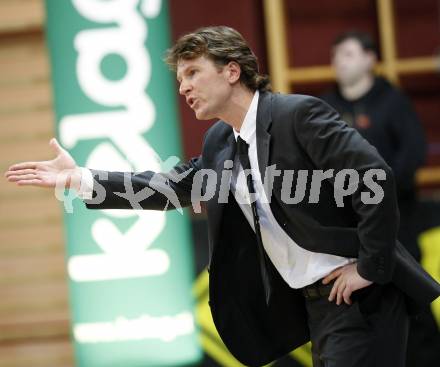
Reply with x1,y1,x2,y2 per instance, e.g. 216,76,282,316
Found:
6,26,440,367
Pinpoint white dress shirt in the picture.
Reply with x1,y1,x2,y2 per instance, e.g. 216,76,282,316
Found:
78,90,356,289
230,91,355,288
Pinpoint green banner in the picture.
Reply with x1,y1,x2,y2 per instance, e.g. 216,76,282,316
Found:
44,1,202,366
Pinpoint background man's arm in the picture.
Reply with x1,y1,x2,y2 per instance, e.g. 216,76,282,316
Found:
387,92,426,196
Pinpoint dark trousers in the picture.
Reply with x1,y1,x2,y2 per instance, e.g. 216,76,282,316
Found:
304,281,409,367
406,306,440,367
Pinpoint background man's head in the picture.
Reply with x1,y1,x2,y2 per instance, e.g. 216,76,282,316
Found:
331,31,378,87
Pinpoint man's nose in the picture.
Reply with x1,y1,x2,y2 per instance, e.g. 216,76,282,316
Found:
179,80,191,95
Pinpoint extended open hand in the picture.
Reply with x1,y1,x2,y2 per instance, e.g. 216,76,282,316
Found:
4,138,80,189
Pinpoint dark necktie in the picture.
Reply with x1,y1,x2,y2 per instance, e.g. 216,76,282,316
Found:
236,136,273,305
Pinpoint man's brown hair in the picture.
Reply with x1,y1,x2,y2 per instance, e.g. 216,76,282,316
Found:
165,26,271,92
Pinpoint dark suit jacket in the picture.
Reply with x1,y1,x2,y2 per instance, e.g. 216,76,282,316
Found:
85,92,440,366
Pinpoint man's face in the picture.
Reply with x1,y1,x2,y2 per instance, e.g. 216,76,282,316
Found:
176,56,234,120
331,38,376,86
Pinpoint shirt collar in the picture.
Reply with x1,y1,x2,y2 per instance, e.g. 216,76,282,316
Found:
233,90,259,143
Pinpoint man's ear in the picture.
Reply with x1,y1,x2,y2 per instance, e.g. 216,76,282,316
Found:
226,61,241,84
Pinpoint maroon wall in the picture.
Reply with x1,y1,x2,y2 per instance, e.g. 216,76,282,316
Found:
285,1,379,67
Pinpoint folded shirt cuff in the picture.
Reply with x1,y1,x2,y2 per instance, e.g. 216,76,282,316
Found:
76,167,94,200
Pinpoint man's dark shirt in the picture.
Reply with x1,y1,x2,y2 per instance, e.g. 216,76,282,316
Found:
321,77,426,200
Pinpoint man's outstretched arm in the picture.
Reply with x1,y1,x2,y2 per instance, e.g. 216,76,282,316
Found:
5,138,203,212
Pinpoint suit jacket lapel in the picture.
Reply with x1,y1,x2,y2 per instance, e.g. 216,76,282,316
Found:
214,132,236,175
207,92,273,267
209,91,273,237
207,131,236,252
256,92,273,184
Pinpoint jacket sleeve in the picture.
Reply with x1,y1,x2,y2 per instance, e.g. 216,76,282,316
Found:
83,156,203,211
387,92,426,196
293,96,399,284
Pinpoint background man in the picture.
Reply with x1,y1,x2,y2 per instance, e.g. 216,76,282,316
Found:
321,30,439,367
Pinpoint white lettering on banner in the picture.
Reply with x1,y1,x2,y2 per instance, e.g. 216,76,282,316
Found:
141,0,163,18
68,250,170,282
74,311,195,343
62,0,169,281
